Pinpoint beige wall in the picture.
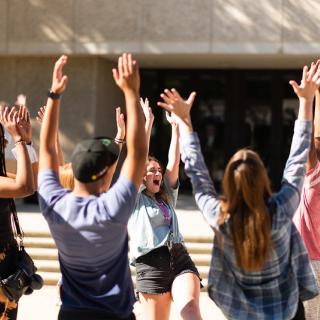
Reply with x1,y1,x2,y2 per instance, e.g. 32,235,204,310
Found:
1,0,320,158
1,0,320,61
0,56,123,160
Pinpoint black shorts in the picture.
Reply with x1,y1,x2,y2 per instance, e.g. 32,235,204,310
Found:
58,308,136,320
135,243,201,295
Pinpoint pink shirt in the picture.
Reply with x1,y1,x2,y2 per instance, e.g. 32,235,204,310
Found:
294,161,320,260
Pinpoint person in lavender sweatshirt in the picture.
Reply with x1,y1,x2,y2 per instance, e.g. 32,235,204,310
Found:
157,62,320,320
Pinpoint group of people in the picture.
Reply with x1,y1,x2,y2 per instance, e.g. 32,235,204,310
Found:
0,53,319,320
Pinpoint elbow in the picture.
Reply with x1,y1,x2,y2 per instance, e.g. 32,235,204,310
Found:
23,184,36,197
19,180,36,198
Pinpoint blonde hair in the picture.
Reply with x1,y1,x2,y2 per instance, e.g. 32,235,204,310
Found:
220,149,272,271
59,162,74,190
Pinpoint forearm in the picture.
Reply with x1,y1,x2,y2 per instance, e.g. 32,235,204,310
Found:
314,91,320,137
39,97,60,171
166,125,180,186
32,162,38,190
145,121,153,156
180,132,220,228
14,143,35,193
282,120,312,192
56,133,65,166
298,98,314,121
125,90,147,158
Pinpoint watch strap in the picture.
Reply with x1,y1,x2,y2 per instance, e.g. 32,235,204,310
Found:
47,90,61,100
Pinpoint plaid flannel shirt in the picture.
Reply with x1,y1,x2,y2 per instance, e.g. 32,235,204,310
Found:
180,120,319,320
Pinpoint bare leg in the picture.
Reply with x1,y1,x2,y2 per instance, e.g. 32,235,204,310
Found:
304,260,320,320
139,292,172,320
171,272,202,320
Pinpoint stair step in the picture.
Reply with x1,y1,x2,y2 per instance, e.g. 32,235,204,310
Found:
183,235,213,243
34,260,60,273
26,247,58,260
189,253,212,266
24,230,51,238
24,237,56,249
37,272,61,286
185,242,213,254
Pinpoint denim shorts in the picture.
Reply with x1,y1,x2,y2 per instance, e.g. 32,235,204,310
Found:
135,243,201,295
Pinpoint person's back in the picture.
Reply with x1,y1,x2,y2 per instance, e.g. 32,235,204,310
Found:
294,88,320,319
157,63,320,319
38,54,147,320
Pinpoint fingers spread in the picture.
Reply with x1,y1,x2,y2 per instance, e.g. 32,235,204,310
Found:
112,68,119,82
187,92,197,105
171,88,183,100
160,93,173,105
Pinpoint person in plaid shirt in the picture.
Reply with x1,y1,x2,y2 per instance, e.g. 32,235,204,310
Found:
157,62,320,320
294,88,320,319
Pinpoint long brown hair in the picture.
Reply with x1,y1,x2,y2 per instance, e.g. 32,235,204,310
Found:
220,149,272,271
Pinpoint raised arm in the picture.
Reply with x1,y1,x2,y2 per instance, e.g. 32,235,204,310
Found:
37,105,65,167
112,53,147,189
308,89,320,170
39,55,68,173
158,89,221,228
140,97,154,156
272,62,320,217
17,105,38,189
0,106,34,197
102,106,126,191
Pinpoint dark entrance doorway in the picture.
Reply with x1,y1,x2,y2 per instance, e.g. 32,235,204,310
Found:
140,69,301,192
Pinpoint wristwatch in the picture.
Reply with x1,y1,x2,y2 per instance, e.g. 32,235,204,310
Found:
47,90,60,100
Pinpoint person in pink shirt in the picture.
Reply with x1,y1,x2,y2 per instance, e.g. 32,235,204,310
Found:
294,88,320,320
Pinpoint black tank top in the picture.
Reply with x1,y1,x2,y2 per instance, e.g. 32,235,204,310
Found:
0,198,15,247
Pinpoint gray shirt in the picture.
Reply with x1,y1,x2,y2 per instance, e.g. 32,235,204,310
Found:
38,169,137,318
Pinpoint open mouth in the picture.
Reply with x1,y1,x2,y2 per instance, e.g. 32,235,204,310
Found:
153,180,160,186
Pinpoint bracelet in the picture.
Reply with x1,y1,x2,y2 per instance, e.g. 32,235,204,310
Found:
47,90,61,100
114,138,125,144
14,140,26,146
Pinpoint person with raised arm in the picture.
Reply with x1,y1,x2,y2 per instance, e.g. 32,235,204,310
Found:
128,97,202,320
157,63,320,320
0,106,35,319
294,88,320,319
37,53,147,320
36,105,126,191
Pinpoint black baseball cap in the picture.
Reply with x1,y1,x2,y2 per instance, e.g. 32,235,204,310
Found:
71,137,119,183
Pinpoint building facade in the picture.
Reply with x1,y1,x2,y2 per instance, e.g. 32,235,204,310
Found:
1,0,320,188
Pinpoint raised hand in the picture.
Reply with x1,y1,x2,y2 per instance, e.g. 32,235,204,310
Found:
51,55,68,94
36,106,46,124
140,97,154,125
17,105,32,144
16,94,26,106
112,53,140,94
165,111,179,128
115,107,125,141
157,89,196,123
290,61,320,101
0,107,22,143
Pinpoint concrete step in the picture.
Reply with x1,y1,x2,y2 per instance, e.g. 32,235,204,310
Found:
37,272,61,286
189,253,212,266
185,242,213,254
34,260,60,273
24,237,56,249
26,247,58,261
